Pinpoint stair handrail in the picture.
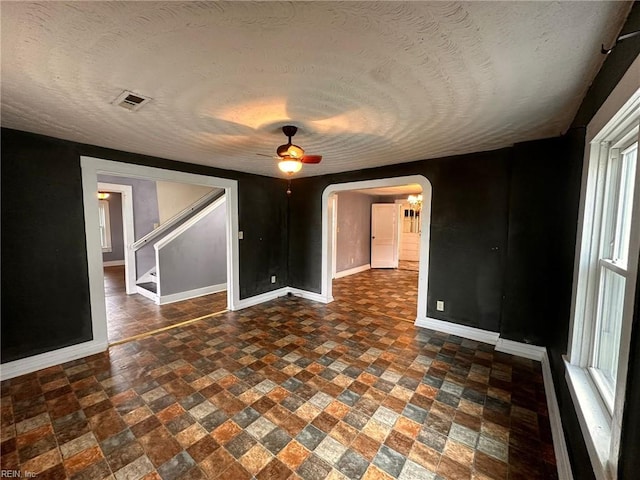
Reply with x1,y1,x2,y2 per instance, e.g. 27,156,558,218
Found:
131,188,224,252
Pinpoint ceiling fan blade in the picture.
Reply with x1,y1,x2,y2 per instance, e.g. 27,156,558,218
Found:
301,155,322,164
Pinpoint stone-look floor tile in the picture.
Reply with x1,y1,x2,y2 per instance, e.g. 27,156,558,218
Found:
256,457,293,480
239,443,273,476
63,445,104,477
398,459,437,480
199,446,235,478
336,450,369,479
384,430,414,457
314,435,347,466
21,447,61,475
60,432,98,459
408,442,440,471
297,453,333,480
373,445,406,478
212,420,243,445
5,268,557,480
297,425,327,451
351,434,381,462
444,439,475,465
474,451,508,480
277,439,310,471
114,454,154,480
362,464,395,480
138,426,182,467
226,431,257,459
186,434,219,462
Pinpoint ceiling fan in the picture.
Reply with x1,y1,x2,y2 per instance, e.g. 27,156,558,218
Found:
258,125,323,176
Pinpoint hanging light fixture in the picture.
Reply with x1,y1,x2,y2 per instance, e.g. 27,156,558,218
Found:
97,192,110,200
278,156,303,175
408,194,423,211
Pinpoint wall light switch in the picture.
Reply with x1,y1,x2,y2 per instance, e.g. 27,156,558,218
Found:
436,301,445,311
238,231,244,240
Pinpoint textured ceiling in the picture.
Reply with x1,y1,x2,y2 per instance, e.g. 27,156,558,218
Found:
1,2,631,178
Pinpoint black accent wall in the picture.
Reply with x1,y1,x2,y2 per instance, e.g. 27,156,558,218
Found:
288,150,511,333
1,128,289,363
1,3,638,476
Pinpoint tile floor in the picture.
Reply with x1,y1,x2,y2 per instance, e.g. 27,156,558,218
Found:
1,268,557,480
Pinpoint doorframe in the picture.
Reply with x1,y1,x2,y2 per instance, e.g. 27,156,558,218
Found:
321,175,431,320
330,194,338,279
98,182,136,294
81,157,240,347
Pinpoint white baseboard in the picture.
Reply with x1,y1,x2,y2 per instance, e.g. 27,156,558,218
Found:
542,353,574,480
288,288,333,304
234,286,334,311
136,285,158,302
103,260,125,267
495,338,546,361
334,264,370,279
234,287,289,310
0,339,108,381
415,317,500,345
159,283,227,305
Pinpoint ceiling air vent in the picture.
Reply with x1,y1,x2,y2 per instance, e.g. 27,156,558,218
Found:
112,90,151,111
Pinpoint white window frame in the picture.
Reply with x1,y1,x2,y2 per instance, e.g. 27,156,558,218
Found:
98,199,112,253
566,64,640,480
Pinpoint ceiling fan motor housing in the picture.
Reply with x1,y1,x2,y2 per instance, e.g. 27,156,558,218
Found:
277,125,304,158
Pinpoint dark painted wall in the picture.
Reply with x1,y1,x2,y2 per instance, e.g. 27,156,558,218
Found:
1,128,289,363
288,149,511,332
1,133,94,362
102,193,124,263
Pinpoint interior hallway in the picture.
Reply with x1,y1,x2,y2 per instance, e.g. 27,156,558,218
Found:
104,266,228,343
1,268,557,480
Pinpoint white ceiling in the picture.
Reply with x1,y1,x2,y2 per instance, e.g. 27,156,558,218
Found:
1,2,631,178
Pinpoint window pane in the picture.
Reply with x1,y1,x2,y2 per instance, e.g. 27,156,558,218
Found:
613,143,637,265
592,267,626,390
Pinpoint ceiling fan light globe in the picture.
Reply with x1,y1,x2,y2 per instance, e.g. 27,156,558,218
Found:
278,158,303,174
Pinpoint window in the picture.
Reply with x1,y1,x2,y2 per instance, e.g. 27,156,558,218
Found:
566,86,639,480
98,199,112,253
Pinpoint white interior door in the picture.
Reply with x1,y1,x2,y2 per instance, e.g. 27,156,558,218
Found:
371,203,398,268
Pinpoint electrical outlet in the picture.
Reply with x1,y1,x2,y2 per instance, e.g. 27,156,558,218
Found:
238,231,244,240
271,275,276,284
350,257,354,264
436,300,445,311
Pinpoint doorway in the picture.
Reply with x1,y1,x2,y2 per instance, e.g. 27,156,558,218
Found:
81,157,240,348
321,175,431,322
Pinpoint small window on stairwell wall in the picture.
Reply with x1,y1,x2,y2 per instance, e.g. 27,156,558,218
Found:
98,199,112,253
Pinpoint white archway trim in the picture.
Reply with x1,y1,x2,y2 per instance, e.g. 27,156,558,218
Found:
321,175,432,320
81,157,241,349
97,182,135,294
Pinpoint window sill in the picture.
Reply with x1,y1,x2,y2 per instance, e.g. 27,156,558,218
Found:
564,357,614,480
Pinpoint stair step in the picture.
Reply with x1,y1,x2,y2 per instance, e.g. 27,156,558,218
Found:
137,282,157,294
